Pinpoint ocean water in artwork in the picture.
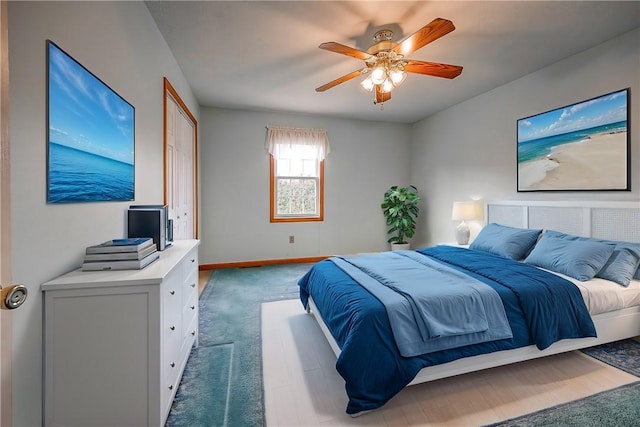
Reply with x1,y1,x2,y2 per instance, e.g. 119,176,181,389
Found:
517,120,627,163
48,142,134,203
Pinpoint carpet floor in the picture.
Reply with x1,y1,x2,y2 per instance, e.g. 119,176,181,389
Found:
488,339,640,427
167,262,640,426
165,263,314,427
487,382,640,427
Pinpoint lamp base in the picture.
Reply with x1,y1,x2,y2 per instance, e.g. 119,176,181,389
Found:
455,221,470,245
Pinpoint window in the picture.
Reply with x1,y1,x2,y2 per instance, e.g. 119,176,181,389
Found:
266,126,329,222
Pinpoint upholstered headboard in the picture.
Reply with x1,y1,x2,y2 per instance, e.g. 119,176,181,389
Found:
487,201,640,243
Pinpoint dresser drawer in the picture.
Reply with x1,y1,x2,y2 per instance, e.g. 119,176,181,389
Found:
182,249,198,283
182,270,197,312
161,361,182,422
163,348,182,400
163,315,181,373
181,312,198,354
163,270,182,317
183,271,197,298
182,286,197,330
163,288,182,353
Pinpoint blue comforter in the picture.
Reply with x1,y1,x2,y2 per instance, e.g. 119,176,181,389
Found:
331,251,513,357
298,246,596,415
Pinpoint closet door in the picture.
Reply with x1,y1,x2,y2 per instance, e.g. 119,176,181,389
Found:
164,78,198,240
175,109,194,240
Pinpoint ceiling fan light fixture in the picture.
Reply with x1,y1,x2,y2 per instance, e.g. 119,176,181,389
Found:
370,67,386,85
390,68,406,86
380,78,394,93
360,76,374,92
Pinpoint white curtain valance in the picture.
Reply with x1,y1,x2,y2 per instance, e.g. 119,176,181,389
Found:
265,126,330,161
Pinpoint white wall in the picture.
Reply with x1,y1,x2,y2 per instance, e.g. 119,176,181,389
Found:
199,107,412,264
8,2,198,425
411,28,640,248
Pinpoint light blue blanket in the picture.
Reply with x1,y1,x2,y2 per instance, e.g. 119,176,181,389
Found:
331,250,513,357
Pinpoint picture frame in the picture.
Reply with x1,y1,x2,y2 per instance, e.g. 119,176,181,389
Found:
517,88,629,192
47,40,135,203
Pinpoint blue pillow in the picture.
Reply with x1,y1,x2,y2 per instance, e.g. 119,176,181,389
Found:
524,234,615,281
597,246,640,287
470,223,542,260
543,230,640,286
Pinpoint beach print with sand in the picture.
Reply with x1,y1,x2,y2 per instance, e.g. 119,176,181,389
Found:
517,89,628,191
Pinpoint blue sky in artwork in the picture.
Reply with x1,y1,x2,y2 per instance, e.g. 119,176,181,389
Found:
517,89,627,143
48,42,134,165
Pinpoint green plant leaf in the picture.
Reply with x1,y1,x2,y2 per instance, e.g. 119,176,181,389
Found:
381,185,420,245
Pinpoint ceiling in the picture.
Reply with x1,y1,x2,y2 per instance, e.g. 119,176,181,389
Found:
146,1,640,124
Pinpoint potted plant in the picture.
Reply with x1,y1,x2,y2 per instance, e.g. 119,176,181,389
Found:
381,185,420,250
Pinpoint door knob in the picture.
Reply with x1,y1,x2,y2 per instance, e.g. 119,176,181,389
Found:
1,284,28,310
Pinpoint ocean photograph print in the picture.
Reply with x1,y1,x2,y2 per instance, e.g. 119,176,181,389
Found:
517,88,629,192
47,40,135,203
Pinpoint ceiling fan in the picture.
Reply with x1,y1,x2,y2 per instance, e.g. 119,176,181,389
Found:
315,18,463,106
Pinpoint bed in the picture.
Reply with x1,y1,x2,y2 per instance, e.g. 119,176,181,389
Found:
298,201,640,416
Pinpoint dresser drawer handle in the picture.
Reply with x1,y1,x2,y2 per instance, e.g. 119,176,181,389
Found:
191,305,195,310
170,290,175,295
190,283,196,288
169,385,174,391
191,331,196,336
170,326,176,331
170,362,175,368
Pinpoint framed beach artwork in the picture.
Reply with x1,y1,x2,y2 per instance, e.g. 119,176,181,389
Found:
47,40,135,203
517,88,629,192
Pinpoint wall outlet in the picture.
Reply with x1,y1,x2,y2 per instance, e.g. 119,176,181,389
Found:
289,235,295,244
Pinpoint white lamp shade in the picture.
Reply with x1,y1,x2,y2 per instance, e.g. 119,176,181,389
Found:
452,201,482,221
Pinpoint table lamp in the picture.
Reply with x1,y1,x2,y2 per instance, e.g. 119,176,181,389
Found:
452,201,481,245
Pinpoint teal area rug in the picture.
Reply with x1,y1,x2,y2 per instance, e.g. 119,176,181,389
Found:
487,339,640,427
486,382,640,427
167,344,234,426
165,263,313,427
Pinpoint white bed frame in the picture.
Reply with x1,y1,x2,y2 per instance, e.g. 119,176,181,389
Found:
308,200,640,387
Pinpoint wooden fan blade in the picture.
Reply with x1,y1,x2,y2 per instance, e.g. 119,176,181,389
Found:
375,86,391,104
319,42,371,60
315,69,364,92
404,60,463,79
394,18,455,57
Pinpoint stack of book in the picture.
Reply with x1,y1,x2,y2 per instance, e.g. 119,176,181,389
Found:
82,238,159,271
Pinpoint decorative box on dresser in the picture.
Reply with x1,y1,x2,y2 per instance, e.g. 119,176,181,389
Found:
42,239,200,427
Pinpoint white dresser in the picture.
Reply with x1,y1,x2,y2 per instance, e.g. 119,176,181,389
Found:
42,239,200,427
